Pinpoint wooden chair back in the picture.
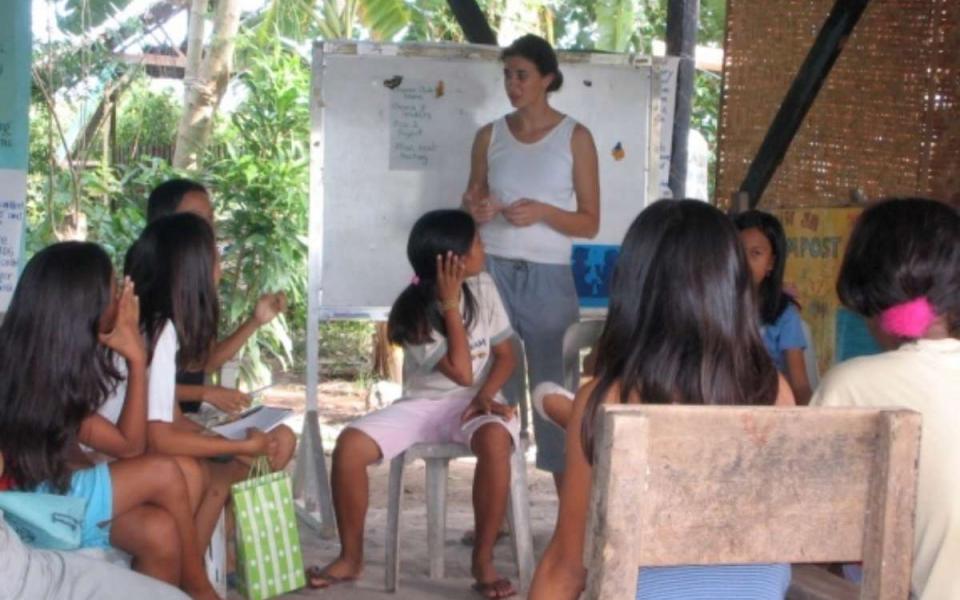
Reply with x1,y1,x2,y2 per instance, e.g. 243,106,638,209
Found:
583,405,921,600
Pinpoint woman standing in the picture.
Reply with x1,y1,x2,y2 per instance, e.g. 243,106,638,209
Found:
463,34,599,485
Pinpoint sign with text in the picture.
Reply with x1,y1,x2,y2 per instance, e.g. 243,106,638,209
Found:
0,3,30,310
773,207,862,372
388,80,449,171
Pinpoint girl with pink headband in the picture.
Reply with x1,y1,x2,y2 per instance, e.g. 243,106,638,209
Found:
812,197,960,600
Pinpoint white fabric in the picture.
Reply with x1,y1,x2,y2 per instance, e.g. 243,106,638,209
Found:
482,115,577,264
0,512,188,600
147,320,178,423
96,356,128,426
531,381,573,429
812,338,960,600
402,272,512,400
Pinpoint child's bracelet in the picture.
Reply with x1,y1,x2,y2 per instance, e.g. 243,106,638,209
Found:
439,299,460,313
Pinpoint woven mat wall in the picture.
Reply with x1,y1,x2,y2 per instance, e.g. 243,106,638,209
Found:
716,0,959,209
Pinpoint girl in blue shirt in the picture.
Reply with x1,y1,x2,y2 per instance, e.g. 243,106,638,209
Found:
735,210,812,405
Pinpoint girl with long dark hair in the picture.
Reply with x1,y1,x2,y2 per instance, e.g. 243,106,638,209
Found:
734,210,812,404
0,242,219,600
312,210,519,598
530,200,795,599
123,213,297,550
146,178,287,416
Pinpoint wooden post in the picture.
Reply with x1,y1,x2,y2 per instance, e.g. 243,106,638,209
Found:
583,410,647,599
446,0,498,45
739,0,872,208
860,410,921,599
666,0,699,199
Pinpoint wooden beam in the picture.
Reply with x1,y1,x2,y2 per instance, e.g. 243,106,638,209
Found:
739,0,872,208
666,0,699,200
113,52,188,69
446,0,498,45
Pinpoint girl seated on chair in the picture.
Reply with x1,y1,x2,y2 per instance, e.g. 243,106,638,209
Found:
530,200,795,600
311,209,520,599
123,213,297,551
812,198,960,599
146,178,287,417
0,242,219,600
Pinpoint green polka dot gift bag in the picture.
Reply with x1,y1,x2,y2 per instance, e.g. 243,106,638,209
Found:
231,457,306,599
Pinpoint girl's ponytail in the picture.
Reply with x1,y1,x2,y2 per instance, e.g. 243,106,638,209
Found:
387,210,480,346
388,281,435,345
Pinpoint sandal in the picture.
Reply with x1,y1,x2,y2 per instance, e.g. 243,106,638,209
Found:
305,565,358,590
472,578,517,599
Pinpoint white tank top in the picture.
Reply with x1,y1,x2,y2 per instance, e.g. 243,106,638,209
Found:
482,115,577,265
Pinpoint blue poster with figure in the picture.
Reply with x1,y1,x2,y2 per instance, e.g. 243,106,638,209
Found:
572,244,619,308
0,2,30,311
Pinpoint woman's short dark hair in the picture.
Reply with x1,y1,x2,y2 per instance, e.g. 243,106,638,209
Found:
125,213,220,368
0,242,121,491
147,178,208,223
388,209,479,346
837,197,960,333
501,34,564,93
733,209,795,325
582,200,779,460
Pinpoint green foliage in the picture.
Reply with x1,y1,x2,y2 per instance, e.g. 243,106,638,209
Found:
404,0,468,42
114,79,180,163
318,321,375,377
58,0,134,35
596,0,638,53
358,0,411,41
206,48,311,385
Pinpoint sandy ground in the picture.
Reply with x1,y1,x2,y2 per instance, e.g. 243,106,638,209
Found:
231,381,559,600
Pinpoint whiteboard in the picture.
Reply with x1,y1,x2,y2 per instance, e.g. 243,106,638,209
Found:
308,41,676,317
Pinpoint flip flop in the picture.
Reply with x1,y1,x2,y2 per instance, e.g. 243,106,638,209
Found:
305,565,358,590
472,578,517,599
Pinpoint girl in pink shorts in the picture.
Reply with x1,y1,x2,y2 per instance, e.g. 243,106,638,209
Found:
310,209,520,599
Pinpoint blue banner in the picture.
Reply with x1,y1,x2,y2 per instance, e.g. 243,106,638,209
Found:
0,1,30,310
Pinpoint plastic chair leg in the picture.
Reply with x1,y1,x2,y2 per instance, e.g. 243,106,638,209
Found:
385,453,406,592
424,457,450,580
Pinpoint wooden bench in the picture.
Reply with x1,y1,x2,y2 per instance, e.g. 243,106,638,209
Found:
583,405,921,600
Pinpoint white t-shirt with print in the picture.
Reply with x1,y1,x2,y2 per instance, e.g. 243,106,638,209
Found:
401,272,513,400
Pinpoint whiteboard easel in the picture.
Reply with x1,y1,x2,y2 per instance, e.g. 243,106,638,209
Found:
296,41,676,537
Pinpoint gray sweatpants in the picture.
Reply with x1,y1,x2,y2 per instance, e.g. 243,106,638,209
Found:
486,255,579,473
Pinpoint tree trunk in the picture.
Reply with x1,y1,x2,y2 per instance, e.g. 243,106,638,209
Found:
173,0,241,169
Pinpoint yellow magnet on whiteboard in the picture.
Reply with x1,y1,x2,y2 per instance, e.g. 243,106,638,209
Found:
612,142,625,161
436,80,445,98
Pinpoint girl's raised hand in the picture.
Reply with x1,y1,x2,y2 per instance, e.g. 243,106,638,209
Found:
99,277,146,365
254,292,287,325
503,198,548,227
462,184,501,224
461,394,515,423
202,386,252,414
435,251,466,308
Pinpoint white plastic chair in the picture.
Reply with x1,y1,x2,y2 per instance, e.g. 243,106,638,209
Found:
561,319,605,391
383,352,535,593
384,442,534,592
